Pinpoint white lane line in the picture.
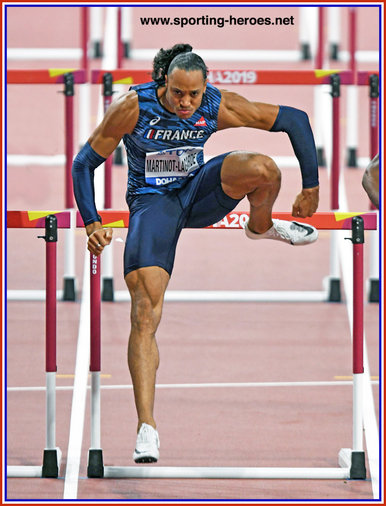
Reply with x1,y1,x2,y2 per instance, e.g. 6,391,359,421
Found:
6,380,380,392
62,252,90,499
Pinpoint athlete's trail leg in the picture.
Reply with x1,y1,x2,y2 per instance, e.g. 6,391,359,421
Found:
125,266,169,432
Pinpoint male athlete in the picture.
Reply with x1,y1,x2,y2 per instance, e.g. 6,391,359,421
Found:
72,43,320,463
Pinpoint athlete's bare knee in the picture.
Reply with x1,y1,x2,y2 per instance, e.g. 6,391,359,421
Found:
125,267,168,335
249,154,281,186
130,294,161,335
238,154,281,195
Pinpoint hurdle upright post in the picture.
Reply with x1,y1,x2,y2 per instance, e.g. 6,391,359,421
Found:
330,73,341,211
369,73,379,303
81,7,90,77
62,73,77,301
88,252,104,478
101,73,115,302
369,74,379,160
315,7,325,69
103,73,113,210
328,74,342,302
346,7,358,168
340,216,367,479
117,7,124,69
41,215,62,478
64,73,75,210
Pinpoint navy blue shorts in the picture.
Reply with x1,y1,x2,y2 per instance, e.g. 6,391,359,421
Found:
124,152,241,277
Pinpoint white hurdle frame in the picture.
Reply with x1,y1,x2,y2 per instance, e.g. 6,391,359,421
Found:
86,212,374,480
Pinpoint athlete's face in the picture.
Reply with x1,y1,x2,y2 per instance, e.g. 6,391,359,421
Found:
163,69,207,119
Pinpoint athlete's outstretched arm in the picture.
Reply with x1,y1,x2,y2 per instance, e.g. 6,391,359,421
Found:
72,91,139,255
217,90,319,217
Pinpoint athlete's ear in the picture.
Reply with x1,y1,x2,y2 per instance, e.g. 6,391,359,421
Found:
203,78,208,93
164,75,168,86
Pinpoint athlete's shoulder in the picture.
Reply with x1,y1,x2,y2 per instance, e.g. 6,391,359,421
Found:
204,82,221,98
109,90,138,117
102,90,139,136
130,80,157,95
201,82,221,120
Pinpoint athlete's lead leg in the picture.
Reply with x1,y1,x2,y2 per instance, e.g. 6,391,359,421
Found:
220,152,318,245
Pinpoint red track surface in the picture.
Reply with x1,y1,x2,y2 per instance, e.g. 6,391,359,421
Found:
5,5,381,502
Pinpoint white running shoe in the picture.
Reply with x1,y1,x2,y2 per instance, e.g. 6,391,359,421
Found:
244,218,318,245
133,423,160,464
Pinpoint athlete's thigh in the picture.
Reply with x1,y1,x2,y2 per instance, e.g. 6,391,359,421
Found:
184,152,242,229
124,192,184,276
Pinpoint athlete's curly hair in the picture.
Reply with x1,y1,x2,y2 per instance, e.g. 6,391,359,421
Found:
152,43,208,84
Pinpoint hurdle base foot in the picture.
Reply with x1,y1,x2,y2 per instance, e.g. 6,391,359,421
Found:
350,451,366,479
317,147,326,167
368,278,379,303
102,278,114,301
42,447,61,478
347,148,358,168
327,278,341,302
63,278,76,301
88,449,104,478
338,448,366,480
300,43,311,60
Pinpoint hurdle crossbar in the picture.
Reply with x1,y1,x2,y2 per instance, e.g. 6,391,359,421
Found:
91,69,354,86
357,70,379,86
87,215,370,480
6,69,87,84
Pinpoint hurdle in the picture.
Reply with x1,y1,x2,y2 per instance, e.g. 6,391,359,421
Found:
6,212,71,478
91,69,354,302
7,69,87,301
86,211,375,479
5,210,377,479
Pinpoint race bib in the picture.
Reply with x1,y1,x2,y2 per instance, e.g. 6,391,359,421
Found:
145,146,203,186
